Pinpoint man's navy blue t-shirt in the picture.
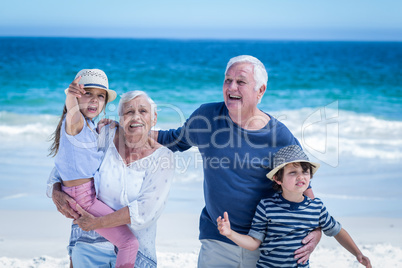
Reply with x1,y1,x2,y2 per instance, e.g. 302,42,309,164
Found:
158,102,300,244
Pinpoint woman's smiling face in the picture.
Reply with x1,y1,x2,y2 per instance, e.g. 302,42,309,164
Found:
120,95,156,138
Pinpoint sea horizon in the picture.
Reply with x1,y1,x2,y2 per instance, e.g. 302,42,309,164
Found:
2,35,402,42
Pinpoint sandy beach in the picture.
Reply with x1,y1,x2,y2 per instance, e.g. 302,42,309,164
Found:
1,210,402,267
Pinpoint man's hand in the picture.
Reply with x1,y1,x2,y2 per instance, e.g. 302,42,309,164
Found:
73,204,100,231
149,130,159,142
294,228,322,264
52,183,79,219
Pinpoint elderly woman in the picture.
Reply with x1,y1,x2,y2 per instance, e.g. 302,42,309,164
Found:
47,90,174,268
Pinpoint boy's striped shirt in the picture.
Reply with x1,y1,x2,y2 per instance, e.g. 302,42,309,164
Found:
248,192,341,268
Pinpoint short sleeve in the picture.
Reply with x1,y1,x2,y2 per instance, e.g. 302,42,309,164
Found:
318,199,342,237
248,200,268,242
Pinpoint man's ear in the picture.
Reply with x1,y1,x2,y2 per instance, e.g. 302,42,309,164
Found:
152,112,157,127
257,84,266,100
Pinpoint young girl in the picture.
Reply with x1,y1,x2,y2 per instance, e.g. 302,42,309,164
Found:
217,145,372,268
49,69,138,268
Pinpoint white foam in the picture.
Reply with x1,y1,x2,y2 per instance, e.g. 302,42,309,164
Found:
1,108,401,159
0,111,58,144
273,108,402,160
316,193,385,201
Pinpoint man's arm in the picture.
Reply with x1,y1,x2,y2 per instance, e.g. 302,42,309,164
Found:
303,187,314,199
156,127,193,152
294,228,322,264
154,105,213,152
149,130,159,143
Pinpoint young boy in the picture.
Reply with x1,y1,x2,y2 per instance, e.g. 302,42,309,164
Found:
217,145,372,268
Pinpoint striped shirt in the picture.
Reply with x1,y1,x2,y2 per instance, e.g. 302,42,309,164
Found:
248,192,341,268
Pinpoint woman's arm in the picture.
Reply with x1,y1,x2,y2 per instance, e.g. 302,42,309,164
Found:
75,148,175,231
52,183,80,219
74,205,130,231
335,229,372,267
47,167,80,219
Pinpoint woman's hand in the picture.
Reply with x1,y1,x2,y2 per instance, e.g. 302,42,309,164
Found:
52,183,79,219
73,204,101,231
294,228,322,264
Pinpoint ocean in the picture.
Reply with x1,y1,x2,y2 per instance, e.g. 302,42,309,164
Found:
0,37,401,218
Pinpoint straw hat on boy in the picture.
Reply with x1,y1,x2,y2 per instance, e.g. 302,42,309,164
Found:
266,145,320,180
65,69,117,102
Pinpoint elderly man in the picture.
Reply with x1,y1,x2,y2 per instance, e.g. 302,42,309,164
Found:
155,55,321,267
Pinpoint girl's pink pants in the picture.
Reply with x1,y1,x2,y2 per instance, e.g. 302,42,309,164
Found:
62,180,138,268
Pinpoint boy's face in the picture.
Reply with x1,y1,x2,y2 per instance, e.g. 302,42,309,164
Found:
275,163,311,195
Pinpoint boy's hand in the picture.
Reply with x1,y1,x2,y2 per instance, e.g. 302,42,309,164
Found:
357,254,372,268
217,211,232,237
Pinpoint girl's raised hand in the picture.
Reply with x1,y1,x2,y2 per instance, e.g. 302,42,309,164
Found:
67,76,86,98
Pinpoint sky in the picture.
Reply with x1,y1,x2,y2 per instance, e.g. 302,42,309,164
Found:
1,0,401,41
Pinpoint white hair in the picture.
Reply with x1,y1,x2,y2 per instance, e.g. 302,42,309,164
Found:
225,55,268,103
118,90,157,121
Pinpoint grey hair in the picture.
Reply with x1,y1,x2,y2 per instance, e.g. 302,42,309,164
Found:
225,55,268,103
118,90,157,121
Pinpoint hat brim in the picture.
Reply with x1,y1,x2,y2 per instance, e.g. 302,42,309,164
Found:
64,87,117,102
266,160,320,181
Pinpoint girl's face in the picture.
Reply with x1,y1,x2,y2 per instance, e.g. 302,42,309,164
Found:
77,88,107,119
275,163,311,197
120,95,157,139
